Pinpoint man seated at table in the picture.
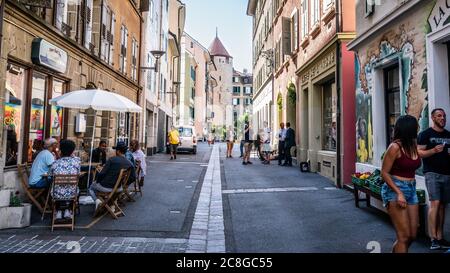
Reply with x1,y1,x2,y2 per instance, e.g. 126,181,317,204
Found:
49,139,81,220
92,140,107,165
29,138,58,189
89,141,136,209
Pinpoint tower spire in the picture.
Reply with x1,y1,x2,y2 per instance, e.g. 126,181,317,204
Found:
216,27,218,38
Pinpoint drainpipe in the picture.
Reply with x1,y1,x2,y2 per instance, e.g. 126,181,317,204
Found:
0,0,5,167
138,8,144,147
335,0,342,188
1,0,6,58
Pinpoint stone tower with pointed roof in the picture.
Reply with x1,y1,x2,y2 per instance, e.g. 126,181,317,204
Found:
208,31,233,133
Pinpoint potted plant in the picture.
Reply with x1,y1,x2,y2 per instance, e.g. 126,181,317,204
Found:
0,189,11,207
0,191,31,229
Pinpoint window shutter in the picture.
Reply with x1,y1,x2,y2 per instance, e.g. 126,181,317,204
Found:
365,0,374,17
282,17,291,59
86,6,92,23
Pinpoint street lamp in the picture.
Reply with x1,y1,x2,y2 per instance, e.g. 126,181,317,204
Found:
139,50,166,72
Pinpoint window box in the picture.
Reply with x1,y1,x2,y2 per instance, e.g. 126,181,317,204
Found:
322,6,336,25
311,23,321,39
300,36,310,49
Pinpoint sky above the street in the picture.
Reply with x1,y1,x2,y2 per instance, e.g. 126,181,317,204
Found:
183,0,253,73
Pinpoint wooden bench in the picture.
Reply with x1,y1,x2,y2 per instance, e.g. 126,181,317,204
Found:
353,183,427,236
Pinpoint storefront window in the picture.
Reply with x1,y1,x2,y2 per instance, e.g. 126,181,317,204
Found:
4,64,26,167
28,73,47,163
322,82,337,151
385,65,400,147
51,79,64,140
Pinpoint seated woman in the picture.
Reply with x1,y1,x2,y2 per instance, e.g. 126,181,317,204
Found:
130,140,146,185
49,139,81,220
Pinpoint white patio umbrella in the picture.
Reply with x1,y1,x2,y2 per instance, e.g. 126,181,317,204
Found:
49,89,142,192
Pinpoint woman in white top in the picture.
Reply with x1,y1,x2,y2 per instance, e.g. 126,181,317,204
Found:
262,123,272,164
226,126,235,158
130,140,146,185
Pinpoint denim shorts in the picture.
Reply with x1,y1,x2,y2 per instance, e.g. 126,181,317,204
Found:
425,172,450,203
381,177,419,208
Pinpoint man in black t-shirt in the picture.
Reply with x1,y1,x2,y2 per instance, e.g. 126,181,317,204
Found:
418,108,450,250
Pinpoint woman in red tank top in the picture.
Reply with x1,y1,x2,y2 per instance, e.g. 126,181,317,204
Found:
381,115,421,253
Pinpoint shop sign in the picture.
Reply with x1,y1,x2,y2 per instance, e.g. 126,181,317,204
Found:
17,0,52,8
429,0,450,32
31,38,68,74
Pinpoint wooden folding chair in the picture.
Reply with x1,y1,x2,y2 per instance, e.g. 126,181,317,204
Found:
94,168,130,219
50,175,79,231
17,164,47,214
121,167,136,202
131,160,143,197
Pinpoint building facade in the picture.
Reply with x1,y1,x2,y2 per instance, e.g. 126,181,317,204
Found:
295,0,356,187
180,32,215,139
0,0,142,190
208,34,234,139
348,0,450,197
247,0,274,137
232,69,253,139
248,0,356,187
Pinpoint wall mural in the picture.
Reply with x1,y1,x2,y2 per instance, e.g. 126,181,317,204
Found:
355,2,435,164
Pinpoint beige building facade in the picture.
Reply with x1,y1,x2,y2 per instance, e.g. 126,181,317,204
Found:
0,0,144,191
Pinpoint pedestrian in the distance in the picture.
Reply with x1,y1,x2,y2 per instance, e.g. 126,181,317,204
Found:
381,115,421,253
226,126,235,158
242,121,253,165
417,108,450,250
283,122,295,166
168,126,180,160
278,122,286,165
262,122,272,164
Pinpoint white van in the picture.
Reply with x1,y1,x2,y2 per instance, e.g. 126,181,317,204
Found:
176,125,197,154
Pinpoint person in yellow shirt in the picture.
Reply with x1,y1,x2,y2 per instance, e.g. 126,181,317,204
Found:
168,126,180,160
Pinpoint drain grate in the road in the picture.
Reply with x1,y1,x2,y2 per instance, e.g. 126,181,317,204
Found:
222,187,319,194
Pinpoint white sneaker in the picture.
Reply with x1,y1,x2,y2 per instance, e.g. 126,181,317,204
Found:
55,210,62,220
63,209,72,219
95,199,102,210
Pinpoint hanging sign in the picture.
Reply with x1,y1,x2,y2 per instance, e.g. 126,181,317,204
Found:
31,38,68,73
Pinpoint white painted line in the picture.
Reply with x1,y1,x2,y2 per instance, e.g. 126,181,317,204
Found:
324,187,338,190
177,179,184,182
149,161,205,165
192,180,199,183
170,210,181,214
187,145,226,253
222,187,319,194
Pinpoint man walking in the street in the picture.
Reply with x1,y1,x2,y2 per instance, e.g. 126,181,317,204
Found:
283,122,296,167
278,122,286,166
242,120,253,165
418,108,450,250
168,126,180,160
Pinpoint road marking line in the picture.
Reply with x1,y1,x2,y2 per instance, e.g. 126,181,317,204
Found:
222,187,319,194
149,161,205,165
324,187,338,190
